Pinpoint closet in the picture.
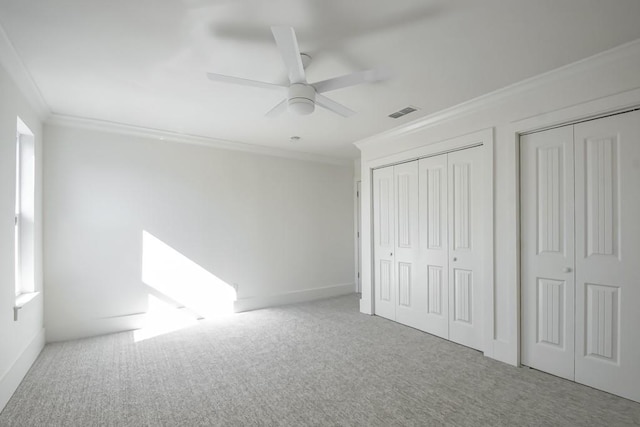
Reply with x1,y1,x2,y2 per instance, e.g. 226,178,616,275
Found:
373,145,485,351
520,109,640,403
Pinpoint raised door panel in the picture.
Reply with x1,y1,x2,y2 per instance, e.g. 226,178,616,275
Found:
447,146,484,351
452,162,471,251
373,166,396,321
584,137,617,257
536,278,566,348
395,161,426,330
574,110,640,403
418,154,449,338
453,269,473,324
520,126,575,380
537,146,564,254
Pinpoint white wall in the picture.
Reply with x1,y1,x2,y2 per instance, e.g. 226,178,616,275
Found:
0,63,44,411
357,39,640,366
43,124,355,342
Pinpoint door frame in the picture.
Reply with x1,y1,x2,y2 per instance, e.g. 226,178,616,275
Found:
364,128,495,355
355,180,362,293
508,88,640,367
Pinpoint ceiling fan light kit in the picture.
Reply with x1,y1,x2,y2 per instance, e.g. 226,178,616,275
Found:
206,26,389,118
288,83,315,115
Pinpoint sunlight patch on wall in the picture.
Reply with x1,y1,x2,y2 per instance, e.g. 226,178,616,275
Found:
141,230,237,319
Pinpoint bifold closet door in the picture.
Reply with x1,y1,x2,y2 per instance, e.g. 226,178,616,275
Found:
573,111,640,403
418,154,449,338
393,161,424,330
520,126,576,380
521,109,640,403
373,147,485,351
373,162,422,325
373,165,396,321
417,147,485,350
447,147,485,351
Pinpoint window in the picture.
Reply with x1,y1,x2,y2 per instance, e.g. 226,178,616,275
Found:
15,117,35,297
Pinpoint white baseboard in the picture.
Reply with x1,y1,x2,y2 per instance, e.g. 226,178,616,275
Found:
234,283,355,313
0,328,45,412
490,339,518,367
46,313,147,343
45,284,355,342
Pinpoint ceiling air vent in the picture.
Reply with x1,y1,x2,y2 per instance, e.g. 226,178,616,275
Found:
388,106,418,119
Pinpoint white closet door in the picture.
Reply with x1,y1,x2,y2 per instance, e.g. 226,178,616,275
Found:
574,110,640,402
418,154,449,338
394,161,425,329
520,126,576,380
447,146,485,351
373,148,485,351
373,166,396,321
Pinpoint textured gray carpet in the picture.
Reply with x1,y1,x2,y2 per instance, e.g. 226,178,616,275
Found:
1,294,639,426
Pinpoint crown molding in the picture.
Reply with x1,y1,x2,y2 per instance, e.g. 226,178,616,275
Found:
355,37,640,150
46,114,352,167
0,22,50,120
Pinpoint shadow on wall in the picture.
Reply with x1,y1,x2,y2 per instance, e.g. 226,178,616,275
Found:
135,230,237,342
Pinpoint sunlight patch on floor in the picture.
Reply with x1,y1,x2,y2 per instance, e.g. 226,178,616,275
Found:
133,294,198,342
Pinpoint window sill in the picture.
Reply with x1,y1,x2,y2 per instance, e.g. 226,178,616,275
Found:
14,291,40,321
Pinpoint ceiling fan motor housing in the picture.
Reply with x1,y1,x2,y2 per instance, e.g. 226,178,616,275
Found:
288,83,315,115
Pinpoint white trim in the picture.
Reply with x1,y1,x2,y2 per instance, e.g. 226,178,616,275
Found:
354,180,362,294
482,129,495,359
46,314,147,343
354,38,640,151
367,128,490,169
359,163,374,315
46,114,352,166
13,292,40,321
14,291,40,312
0,328,45,412
507,88,640,135
16,117,34,136
234,283,355,312
0,23,50,119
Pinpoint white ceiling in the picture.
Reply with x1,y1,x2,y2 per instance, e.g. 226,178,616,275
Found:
1,0,640,159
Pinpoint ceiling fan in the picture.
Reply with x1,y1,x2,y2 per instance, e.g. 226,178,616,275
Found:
206,26,389,118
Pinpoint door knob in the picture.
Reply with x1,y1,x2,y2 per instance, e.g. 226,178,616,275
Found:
390,252,393,257
453,257,458,262
563,267,572,273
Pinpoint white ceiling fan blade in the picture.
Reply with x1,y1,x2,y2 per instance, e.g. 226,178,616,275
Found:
315,94,356,118
271,26,306,84
312,68,391,94
207,73,286,92
265,99,288,118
